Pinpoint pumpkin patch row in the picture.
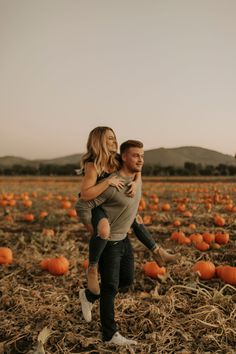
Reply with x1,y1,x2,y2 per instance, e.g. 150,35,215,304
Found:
193,260,236,285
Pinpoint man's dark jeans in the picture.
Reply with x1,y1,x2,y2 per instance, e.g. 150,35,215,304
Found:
86,236,134,341
89,206,156,266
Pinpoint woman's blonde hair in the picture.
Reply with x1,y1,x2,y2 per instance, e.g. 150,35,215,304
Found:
80,126,120,175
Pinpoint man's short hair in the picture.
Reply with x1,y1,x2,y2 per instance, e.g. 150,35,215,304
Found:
120,140,143,155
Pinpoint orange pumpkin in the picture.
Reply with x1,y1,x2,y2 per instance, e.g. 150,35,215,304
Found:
171,231,185,242
215,232,229,245
195,241,210,251
23,213,35,222
189,233,203,245
82,259,89,270
189,223,196,230
161,203,171,211
0,247,13,264
214,215,225,227
143,215,152,225
138,198,146,211
40,258,51,270
202,232,215,244
183,210,192,218
219,266,236,285
42,228,55,237
192,261,215,280
215,265,225,279
47,256,69,275
67,209,77,217
177,234,191,245
172,219,181,227
39,211,48,219
61,201,72,209
23,200,32,208
177,203,186,212
143,261,166,278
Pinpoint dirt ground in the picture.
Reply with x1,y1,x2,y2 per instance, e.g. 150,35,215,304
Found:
0,177,236,354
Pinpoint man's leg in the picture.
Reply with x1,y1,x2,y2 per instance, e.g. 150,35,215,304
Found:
119,237,135,290
99,238,137,346
99,241,122,341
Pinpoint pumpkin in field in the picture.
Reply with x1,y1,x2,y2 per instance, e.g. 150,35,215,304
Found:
41,256,69,275
177,233,191,245
39,211,48,219
215,232,229,245
192,261,215,280
138,198,146,211
47,256,69,275
23,213,35,222
0,247,13,264
202,232,215,244
161,203,171,211
189,233,203,245
82,259,89,270
214,215,225,227
42,228,55,237
61,201,72,209
215,265,225,279
171,231,185,242
218,265,236,285
40,258,51,270
143,261,166,279
23,199,32,208
172,219,181,227
67,209,77,217
177,203,186,212
195,241,210,251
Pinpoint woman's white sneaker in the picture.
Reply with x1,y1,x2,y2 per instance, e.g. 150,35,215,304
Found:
107,331,137,346
79,289,93,322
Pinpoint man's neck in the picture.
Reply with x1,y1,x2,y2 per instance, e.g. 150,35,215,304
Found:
119,167,135,178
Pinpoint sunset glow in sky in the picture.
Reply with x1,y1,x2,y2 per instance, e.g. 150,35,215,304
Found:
1,0,236,159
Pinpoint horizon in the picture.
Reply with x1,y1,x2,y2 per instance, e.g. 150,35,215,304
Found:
1,145,235,161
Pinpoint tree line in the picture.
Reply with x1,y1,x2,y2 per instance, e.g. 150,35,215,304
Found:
1,162,236,176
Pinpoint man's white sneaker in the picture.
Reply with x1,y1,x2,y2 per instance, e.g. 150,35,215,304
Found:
79,289,93,322
107,331,137,346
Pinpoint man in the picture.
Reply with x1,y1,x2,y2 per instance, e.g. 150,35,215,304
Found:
76,140,176,346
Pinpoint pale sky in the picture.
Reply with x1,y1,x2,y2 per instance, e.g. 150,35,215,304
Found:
1,0,236,159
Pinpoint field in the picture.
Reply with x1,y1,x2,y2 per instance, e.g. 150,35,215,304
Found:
0,176,236,354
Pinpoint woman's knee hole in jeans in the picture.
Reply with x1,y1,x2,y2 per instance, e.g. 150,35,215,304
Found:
135,214,144,224
97,218,111,240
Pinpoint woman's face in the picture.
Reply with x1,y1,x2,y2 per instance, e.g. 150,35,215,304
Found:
105,130,117,153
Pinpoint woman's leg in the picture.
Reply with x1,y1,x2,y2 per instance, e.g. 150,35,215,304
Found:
132,215,177,265
87,207,110,294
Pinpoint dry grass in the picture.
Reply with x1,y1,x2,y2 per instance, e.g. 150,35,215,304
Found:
0,177,236,353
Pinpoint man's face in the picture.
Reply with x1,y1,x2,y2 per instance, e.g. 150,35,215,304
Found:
122,147,144,173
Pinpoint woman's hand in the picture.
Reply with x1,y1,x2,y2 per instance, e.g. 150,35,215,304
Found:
126,181,137,197
108,176,124,191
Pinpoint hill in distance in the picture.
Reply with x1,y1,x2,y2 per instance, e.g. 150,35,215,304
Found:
0,147,235,168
